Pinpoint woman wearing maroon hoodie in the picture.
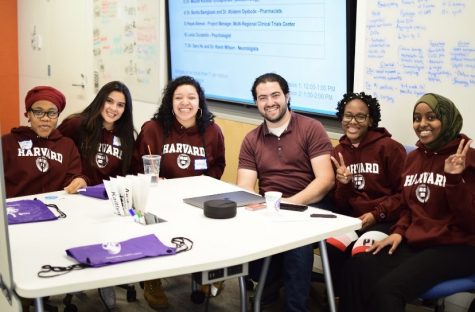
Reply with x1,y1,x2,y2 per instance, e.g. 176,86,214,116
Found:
132,76,225,310
331,92,406,227
327,92,406,295
339,93,475,312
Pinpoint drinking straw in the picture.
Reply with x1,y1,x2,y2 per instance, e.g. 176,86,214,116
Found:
146,145,159,181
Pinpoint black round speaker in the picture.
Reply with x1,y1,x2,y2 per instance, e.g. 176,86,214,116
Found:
203,199,237,219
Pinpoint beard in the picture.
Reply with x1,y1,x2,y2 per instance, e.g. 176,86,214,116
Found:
261,104,288,123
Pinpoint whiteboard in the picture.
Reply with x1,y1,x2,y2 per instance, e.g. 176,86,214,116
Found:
354,0,475,146
93,0,160,102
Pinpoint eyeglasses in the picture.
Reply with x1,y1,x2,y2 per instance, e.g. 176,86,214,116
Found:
29,109,59,119
342,113,368,123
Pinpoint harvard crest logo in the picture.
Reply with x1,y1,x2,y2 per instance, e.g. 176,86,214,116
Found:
352,174,365,190
36,156,49,172
95,152,109,168
177,153,191,169
415,183,430,203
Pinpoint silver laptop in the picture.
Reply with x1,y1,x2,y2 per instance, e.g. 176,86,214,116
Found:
183,191,264,208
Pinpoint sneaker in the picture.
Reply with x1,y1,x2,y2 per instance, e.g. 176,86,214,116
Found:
200,281,225,297
143,279,169,310
98,287,117,310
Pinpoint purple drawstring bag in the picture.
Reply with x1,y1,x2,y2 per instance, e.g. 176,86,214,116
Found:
7,199,65,225
66,234,177,267
38,236,192,277
78,183,108,200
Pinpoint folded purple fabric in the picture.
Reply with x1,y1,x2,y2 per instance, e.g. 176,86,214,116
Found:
78,183,108,200
7,199,58,224
66,234,176,267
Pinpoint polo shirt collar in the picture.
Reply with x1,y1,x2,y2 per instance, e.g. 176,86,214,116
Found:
262,111,295,136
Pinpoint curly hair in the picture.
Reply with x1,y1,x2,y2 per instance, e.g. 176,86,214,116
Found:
75,81,135,175
152,76,215,136
251,73,291,108
335,92,381,128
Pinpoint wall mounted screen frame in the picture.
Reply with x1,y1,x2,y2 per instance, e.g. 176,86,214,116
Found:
166,0,355,118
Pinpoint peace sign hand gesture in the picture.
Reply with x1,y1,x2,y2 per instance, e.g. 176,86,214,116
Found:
444,139,472,175
331,152,353,184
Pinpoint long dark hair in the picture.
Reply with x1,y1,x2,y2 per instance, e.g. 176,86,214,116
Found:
152,76,215,136
77,81,135,175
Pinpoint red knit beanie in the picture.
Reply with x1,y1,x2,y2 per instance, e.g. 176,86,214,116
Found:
24,86,66,114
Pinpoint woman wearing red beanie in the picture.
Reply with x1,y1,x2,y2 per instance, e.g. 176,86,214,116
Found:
1,85,87,197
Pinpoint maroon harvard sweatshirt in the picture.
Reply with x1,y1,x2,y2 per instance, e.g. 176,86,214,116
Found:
58,116,126,185
331,128,406,222
393,134,475,246
132,119,225,179
2,126,85,198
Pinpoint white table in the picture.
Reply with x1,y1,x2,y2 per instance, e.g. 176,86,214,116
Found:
8,176,361,311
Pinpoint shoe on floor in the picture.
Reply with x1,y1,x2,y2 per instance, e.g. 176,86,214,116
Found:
144,279,169,309
200,281,225,297
98,287,117,310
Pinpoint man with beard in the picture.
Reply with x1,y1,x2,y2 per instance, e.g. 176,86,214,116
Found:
237,73,334,311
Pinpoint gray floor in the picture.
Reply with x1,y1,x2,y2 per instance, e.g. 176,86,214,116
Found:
37,275,433,312
40,275,243,312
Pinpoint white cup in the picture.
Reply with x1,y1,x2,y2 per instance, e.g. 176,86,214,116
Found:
265,191,282,214
142,155,161,185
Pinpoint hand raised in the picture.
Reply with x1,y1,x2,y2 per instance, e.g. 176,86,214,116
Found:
444,139,472,175
331,152,353,184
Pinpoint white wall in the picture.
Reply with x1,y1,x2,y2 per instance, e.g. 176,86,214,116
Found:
17,0,341,138
18,0,52,125
18,0,168,131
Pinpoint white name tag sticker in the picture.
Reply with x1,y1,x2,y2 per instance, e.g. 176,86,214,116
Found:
194,159,208,170
19,140,33,149
113,136,121,146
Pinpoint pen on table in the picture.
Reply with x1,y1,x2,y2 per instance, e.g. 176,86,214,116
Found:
130,209,141,223
135,209,146,224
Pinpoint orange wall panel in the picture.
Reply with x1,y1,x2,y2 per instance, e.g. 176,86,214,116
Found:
0,0,19,135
